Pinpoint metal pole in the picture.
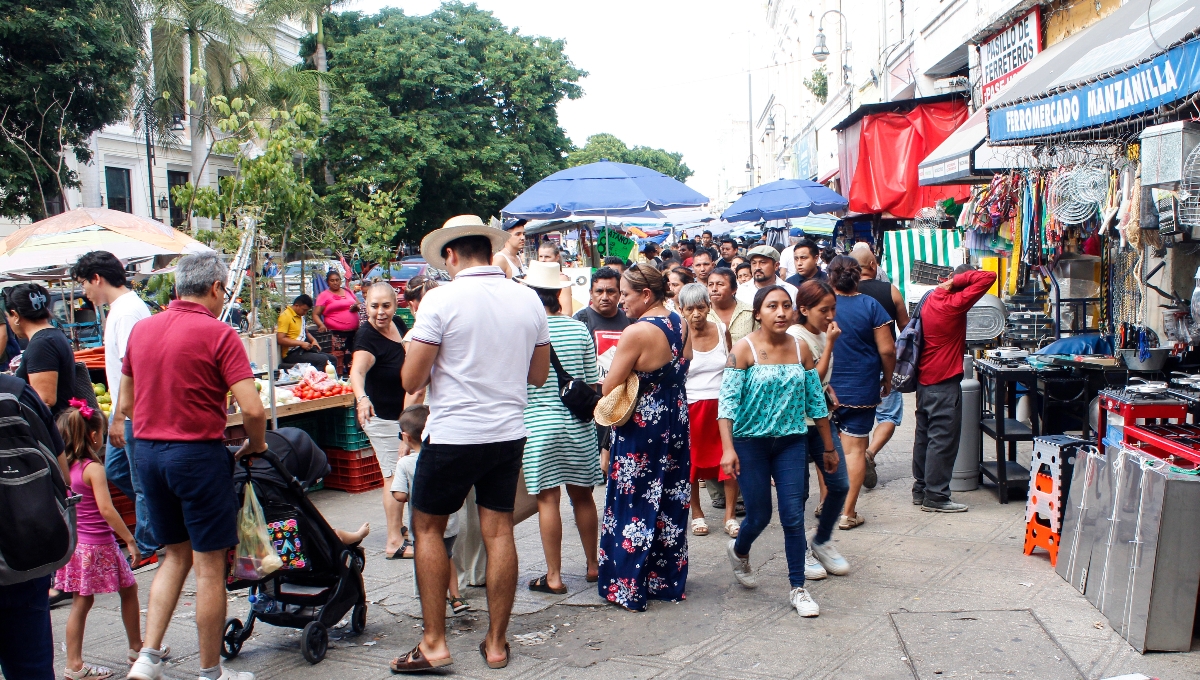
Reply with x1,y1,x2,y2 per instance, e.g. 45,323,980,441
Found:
145,115,157,221
748,73,755,188
266,341,278,430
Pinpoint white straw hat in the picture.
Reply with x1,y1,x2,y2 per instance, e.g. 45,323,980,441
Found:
420,214,509,269
520,261,573,290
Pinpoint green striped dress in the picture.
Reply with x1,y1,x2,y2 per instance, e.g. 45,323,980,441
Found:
522,315,603,493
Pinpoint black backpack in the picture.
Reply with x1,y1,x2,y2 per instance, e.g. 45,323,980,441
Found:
0,374,77,585
550,348,601,422
892,291,933,394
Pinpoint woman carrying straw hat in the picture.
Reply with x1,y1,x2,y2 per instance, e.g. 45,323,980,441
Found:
519,262,604,594
596,264,693,612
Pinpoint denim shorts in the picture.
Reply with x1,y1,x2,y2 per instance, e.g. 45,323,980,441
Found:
136,439,239,553
875,389,904,426
835,407,877,438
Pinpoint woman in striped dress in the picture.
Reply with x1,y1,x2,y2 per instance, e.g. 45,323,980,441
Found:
521,262,604,594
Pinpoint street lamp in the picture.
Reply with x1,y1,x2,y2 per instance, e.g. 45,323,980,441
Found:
812,30,830,62
812,10,851,85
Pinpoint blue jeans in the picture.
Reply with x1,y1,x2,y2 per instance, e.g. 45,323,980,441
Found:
732,434,809,588
106,419,160,554
0,575,54,680
805,428,849,545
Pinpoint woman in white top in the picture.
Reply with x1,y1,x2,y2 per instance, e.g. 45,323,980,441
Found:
679,283,739,537
786,279,850,580
665,267,694,314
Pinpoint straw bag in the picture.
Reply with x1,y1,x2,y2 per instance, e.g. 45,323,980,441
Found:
594,373,640,427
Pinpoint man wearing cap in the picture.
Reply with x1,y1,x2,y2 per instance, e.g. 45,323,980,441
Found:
493,218,527,278
397,215,551,672
735,245,798,305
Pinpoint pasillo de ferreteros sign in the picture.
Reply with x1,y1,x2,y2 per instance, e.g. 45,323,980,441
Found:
981,8,1042,104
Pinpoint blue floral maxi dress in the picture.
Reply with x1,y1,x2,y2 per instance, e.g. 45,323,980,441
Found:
598,313,691,611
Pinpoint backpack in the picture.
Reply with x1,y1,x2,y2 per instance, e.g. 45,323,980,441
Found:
0,374,78,585
892,291,933,394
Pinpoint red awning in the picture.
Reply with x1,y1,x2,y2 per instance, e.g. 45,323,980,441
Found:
840,99,972,218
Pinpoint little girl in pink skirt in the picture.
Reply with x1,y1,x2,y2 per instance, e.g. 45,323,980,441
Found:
54,400,163,679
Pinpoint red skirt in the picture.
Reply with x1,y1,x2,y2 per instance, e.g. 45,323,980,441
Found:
688,399,727,482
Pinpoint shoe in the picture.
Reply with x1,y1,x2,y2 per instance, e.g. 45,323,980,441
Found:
804,548,827,581
726,539,757,589
838,513,865,530
810,540,850,576
711,497,726,509
130,553,159,570
922,499,968,513
128,646,170,665
127,651,165,680
448,596,469,614
48,589,72,607
863,454,878,489
65,663,113,679
912,493,924,505
789,587,820,617
691,517,709,536
207,669,254,680
724,519,740,537
735,500,746,517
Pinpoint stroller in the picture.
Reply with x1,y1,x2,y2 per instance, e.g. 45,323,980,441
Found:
221,428,367,664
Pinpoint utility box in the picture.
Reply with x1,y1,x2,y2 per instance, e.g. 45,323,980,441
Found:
1139,121,1200,189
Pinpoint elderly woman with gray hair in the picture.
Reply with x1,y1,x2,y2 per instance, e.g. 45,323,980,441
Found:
678,283,738,537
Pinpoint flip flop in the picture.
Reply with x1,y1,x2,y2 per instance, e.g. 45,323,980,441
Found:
478,640,510,669
528,574,568,594
390,644,452,673
586,573,599,583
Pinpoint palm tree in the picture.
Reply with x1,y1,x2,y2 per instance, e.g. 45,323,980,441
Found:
257,0,349,118
143,0,276,219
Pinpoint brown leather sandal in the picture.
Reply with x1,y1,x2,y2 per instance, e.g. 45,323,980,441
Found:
390,643,452,673
478,640,510,669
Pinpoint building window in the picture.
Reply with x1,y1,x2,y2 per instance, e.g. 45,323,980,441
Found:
167,171,189,227
104,167,133,213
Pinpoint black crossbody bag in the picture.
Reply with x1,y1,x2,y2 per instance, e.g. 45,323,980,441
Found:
550,348,601,422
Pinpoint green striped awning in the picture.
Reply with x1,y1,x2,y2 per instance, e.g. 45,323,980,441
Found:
882,229,963,301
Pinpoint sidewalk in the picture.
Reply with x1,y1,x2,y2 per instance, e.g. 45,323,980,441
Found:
53,394,1200,678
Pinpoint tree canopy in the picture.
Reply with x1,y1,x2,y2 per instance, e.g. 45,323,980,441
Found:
0,0,139,219
567,133,693,183
315,2,585,244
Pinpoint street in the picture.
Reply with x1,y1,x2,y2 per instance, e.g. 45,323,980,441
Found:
53,395,1200,679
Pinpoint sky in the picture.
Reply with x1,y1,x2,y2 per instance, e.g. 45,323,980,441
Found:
346,0,768,204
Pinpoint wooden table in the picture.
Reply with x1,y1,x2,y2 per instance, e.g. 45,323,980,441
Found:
226,392,354,427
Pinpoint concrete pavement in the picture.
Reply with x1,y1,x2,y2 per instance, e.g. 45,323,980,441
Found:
51,394,1200,679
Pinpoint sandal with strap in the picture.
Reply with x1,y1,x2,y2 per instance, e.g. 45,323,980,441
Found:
390,644,452,673
690,517,709,536
127,645,171,665
838,513,865,530
724,519,740,537
64,663,113,679
479,640,511,669
447,596,469,614
528,574,568,594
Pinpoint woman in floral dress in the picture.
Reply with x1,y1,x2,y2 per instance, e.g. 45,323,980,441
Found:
598,264,693,611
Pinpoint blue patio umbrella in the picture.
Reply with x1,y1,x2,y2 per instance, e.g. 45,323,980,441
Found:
501,161,709,220
720,178,847,223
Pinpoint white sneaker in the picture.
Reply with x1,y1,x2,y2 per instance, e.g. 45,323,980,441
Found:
804,548,827,580
204,669,255,680
126,652,164,680
727,539,757,589
810,540,850,576
790,587,820,617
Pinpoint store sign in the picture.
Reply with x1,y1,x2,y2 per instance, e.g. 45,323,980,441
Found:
980,8,1042,104
989,38,1200,142
793,133,817,180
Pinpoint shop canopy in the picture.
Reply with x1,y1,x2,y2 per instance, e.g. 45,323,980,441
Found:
835,94,972,217
988,0,1200,143
0,208,212,274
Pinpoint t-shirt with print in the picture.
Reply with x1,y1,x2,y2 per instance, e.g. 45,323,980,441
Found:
16,327,76,415
572,306,630,377
391,451,458,537
104,290,151,420
829,293,891,408
353,317,407,420
409,265,550,445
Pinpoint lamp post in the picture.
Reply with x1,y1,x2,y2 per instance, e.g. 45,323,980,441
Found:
812,9,852,86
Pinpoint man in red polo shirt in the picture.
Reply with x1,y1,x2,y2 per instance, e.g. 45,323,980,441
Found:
122,252,267,680
912,264,996,514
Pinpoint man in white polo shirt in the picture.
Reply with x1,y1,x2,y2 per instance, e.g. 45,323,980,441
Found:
395,215,550,673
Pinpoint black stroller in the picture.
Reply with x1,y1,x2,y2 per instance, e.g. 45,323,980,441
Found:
221,428,367,664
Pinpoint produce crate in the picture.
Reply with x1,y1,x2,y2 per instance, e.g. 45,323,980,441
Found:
397,307,415,329
909,260,954,286
109,483,136,529
324,450,383,492
317,407,371,451
325,446,375,460
277,413,321,439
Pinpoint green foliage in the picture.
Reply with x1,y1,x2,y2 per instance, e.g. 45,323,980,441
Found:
144,273,176,308
803,66,828,105
316,2,585,244
0,0,140,219
567,133,693,182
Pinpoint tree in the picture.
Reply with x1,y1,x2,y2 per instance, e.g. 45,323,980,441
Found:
316,2,584,244
567,133,693,182
259,0,351,117
0,0,139,219
804,66,828,105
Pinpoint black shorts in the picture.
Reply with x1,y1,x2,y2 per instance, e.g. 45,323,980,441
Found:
412,437,525,515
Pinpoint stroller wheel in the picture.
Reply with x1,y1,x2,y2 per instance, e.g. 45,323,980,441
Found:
301,621,328,664
351,602,368,635
222,618,244,659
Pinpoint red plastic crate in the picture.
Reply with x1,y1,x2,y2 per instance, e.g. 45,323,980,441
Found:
323,450,382,492
323,475,383,492
325,446,375,460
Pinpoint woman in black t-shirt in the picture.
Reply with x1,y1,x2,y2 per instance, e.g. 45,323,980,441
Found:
349,282,408,558
6,283,75,415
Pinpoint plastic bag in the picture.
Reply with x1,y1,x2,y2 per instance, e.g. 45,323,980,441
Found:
233,484,283,581
299,365,339,392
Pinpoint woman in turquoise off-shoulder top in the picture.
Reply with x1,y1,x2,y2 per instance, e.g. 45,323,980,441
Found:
717,285,838,619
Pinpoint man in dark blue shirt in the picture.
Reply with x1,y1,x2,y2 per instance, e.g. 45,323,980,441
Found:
785,238,827,288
